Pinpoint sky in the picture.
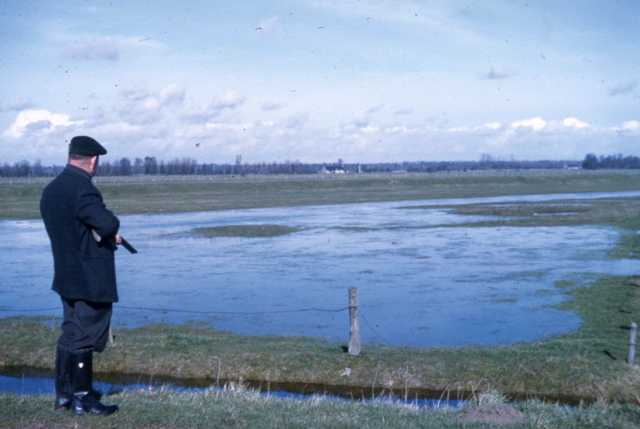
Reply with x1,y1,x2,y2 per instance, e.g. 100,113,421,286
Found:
1,0,638,166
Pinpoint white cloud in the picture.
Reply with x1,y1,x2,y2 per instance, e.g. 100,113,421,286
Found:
563,117,589,128
470,122,502,136
448,126,471,132
511,117,546,131
183,90,246,123
3,109,82,138
204,122,254,132
614,120,640,135
211,90,246,110
114,84,185,125
0,75,631,165
483,122,502,130
159,85,187,105
344,105,384,129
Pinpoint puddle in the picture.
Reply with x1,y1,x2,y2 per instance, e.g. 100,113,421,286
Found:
2,191,640,349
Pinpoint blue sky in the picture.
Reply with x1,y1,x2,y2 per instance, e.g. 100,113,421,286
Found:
1,0,638,165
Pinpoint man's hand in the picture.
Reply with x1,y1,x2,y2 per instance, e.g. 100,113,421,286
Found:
114,233,122,245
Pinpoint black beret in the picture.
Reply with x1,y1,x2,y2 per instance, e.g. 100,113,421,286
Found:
68,136,107,156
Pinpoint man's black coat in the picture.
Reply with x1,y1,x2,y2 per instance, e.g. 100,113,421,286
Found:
40,165,120,303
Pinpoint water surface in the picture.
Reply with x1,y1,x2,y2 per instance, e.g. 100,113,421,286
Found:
2,191,640,347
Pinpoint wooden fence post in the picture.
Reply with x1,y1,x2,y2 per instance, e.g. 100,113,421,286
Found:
348,287,361,356
627,322,637,366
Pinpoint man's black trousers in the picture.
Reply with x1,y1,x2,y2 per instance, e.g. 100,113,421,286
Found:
58,298,113,352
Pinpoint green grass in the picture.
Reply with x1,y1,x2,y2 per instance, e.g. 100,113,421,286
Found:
1,387,640,428
2,384,640,429
4,169,640,220
441,198,640,229
193,225,303,238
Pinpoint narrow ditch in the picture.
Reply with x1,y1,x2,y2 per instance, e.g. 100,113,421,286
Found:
1,366,591,407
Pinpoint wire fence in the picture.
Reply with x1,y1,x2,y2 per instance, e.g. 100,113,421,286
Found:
0,305,348,315
0,298,390,345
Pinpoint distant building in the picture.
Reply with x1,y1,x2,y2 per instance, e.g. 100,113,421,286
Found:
320,165,347,174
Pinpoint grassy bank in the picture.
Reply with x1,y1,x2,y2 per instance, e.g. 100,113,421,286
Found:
2,388,640,428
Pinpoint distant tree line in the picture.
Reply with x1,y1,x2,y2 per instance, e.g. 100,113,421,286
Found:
2,153,638,178
581,154,640,170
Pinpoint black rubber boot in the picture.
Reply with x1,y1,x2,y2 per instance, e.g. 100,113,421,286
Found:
54,347,71,410
69,350,119,416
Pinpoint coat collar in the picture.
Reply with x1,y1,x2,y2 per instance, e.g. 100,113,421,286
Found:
63,164,93,181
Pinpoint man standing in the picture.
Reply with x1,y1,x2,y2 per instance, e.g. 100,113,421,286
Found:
40,136,122,415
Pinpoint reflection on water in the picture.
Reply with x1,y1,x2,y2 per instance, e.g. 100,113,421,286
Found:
2,191,640,348
0,373,465,408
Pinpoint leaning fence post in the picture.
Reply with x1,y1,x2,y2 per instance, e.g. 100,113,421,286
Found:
348,287,361,356
109,326,115,347
627,322,637,366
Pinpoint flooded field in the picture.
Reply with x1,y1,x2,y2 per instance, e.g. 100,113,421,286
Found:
3,191,640,348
